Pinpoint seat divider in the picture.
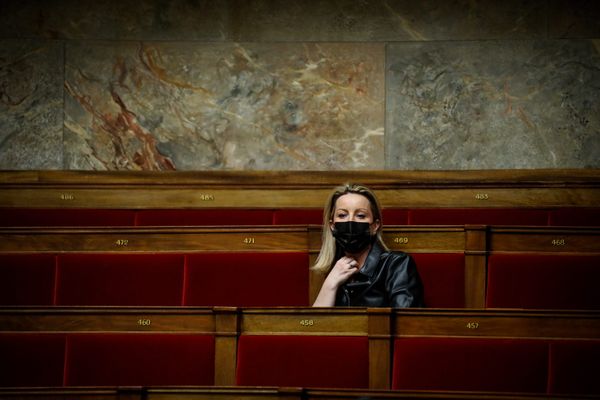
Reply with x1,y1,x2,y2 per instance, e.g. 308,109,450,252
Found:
214,307,239,386
464,225,487,308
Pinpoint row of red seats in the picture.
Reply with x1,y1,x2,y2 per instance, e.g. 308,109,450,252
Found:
1,207,599,226
1,329,598,394
2,252,599,310
0,253,310,307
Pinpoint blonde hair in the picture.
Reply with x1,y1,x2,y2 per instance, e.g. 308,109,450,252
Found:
312,183,388,274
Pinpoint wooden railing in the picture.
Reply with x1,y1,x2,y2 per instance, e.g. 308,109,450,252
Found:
1,307,598,393
1,169,598,209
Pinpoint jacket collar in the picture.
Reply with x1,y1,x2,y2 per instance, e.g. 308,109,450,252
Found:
356,241,384,280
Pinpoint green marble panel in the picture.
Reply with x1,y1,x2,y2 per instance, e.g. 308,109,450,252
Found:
0,40,63,169
386,40,600,169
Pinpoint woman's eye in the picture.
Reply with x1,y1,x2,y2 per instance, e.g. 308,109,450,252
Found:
336,212,347,218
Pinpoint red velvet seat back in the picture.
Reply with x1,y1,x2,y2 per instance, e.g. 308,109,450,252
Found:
0,208,135,227
381,209,410,225
392,337,548,392
56,254,184,306
548,340,600,395
272,209,323,225
408,208,549,225
184,252,309,306
272,208,410,225
486,254,600,310
410,253,465,308
548,207,600,226
236,335,369,388
0,333,66,387
135,209,274,226
65,333,214,386
0,254,56,305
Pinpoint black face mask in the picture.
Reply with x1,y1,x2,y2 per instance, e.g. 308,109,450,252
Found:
332,221,374,254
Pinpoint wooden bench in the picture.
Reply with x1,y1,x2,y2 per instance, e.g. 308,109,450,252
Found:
392,309,600,395
0,387,591,400
0,307,231,387
1,170,598,227
2,225,599,309
0,225,482,308
1,307,598,394
486,226,600,310
0,227,311,307
0,307,385,388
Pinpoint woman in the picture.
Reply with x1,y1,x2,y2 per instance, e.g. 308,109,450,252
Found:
312,183,424,307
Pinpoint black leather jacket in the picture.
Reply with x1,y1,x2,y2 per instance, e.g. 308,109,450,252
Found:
334,242,424,308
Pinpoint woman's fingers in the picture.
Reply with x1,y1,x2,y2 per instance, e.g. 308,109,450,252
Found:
342,256,358,270
337,257,358,279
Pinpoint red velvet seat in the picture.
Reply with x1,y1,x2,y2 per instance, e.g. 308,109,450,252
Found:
392,337,548,392
272,208,410,225
184,252,309,306
381,209,410,225
0,333,66,387
408,208,549,226
236,335,369,388
410,253,465,308
0,208,135,227
135,209,274,226
65,333,214,386
548,207,600,227
486,254,600,310
548,340,600,395
272,209,323,225
0,254,56,305
56,254,184,306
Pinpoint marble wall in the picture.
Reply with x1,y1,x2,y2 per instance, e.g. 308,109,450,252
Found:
0,0,598,170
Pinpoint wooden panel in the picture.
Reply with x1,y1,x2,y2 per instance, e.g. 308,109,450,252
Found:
309,226,467,253
0,388,122,400
146,388,303,400
1,169,598,209
3,169,598,186
0,387,587,400
464,226,487,308
308,227,323,253
489,227,600,253
4,308,597,339
240,308,371,336
383,227,465,253
378,187,600,208
367,309,392,390
0,387,303,400
308,254,323,306
464,254,486,308
304,388,589,399
239,308,391,390
2,187,598,209
0,227,309,253
214,308,239,386
393,310,600,339
0,308,214,332
0,188,331,209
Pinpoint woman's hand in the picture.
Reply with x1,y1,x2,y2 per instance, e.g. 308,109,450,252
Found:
324,256,359,289
312,257,358,307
